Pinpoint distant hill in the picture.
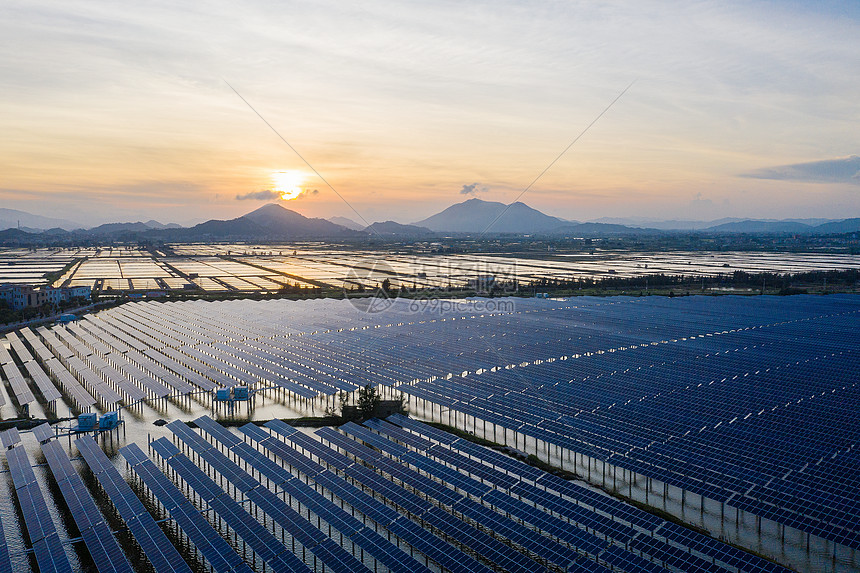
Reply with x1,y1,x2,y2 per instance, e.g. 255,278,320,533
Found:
365,221,435,236
700,219,860,234
328,216,365,231
165,203,362,240
549,222,663,236
144,219,182,229
413,198,569,234
703,220,814,234
0,228,36,244
0,208,81,231
812,218,860,234
594,217,747,231
88,221,156,235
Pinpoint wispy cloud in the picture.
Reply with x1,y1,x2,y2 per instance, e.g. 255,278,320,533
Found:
459,182,487,195
236,188,320,200
236,189,281,201
742,156,860,184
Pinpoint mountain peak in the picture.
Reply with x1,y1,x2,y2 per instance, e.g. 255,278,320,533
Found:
412,198,568,233
245,203,291,217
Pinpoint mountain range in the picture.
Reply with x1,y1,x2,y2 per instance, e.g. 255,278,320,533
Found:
2,200,859,244
0,208,81,232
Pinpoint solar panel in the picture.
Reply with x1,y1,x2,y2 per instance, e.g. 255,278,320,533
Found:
31,534,72,573
75,437,193,573
312,470,402,527
166,422,259,493
452,497,580,568
149,438,313,573
386,516,495,573
162,427,377,573
315,427,384,462
2,362,36,405
32,422,56,444
42,438,134,573
120,443,254,573
1,427,21,449
510,482,637,542
402,450,492,498
23,360,63,402
483,488,610,557
338,421,409,458
252,423,353,471
2,445,72,573
365,417,435,450
600,544,668,573
193,415,242,447
421,505,545,573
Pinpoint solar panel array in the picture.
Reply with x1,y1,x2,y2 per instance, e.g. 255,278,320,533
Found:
1,293,856,570
392,295,860,551
75,436,193,573
38,425,134,573
0,428,72,573
1,413,795,573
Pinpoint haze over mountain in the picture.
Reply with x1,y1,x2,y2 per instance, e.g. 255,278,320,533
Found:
86,220,182,235
328,216,364,231
3,202,860,246
364,221,434,236
0,208,81,231
413,198,569,234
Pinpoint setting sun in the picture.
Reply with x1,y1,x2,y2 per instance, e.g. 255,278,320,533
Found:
272,170,304,200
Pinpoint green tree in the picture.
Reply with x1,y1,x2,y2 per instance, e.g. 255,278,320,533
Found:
357,385,381,419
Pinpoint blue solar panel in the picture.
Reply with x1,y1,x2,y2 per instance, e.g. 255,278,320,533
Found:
422,505,545,573
31,534,72,573
338,421,409,458
75,437,192,573
312,470,402,527
655,522,790,573
193,415,242,447
168,420,386,572
233,439,297,484
150,437,319,572
600,544,668,573
251,433,325,478
567,557,613,573
32,423,56,444
120,443,253,573
0,509,11,573
40,439,134,573
79,525,135,573
264,418,299,438
249,423,352,471
2,444,72,573
511,482,637,542
388,413,458,445
374,456,464,506
0,428,21,449
629,534,725,573
166,421,259,492
402,450,492,498
244,486,326,544
316,427,384,463
365,417,435,450
344,463,433,516
428,445,520,490
386,516,495,573
483,489,610,557
456,496,580,567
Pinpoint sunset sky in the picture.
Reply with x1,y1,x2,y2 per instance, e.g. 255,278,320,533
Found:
1,1,858,227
